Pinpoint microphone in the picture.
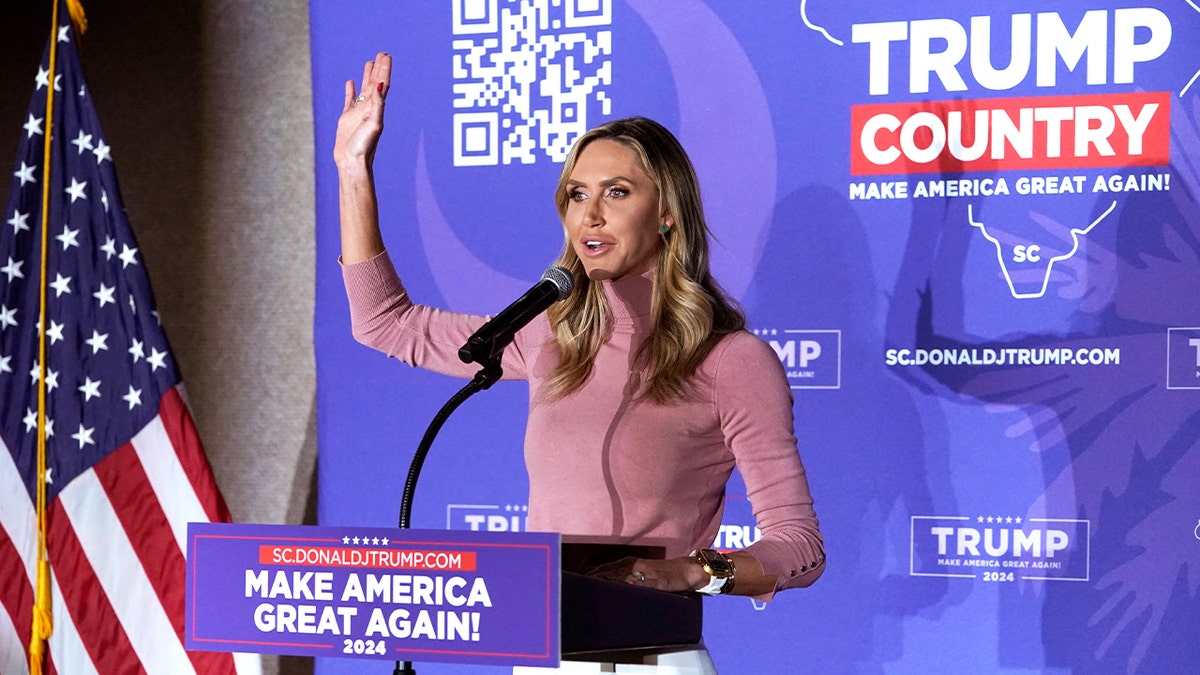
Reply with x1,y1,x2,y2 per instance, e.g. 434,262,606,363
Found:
458,266,574,365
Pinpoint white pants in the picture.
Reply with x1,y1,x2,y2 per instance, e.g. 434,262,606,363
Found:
513,644,718,674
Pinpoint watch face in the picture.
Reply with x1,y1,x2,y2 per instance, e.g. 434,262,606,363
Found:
698,549,733,576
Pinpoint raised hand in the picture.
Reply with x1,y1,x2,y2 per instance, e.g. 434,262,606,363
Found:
334,51,392,168
335,51,391,263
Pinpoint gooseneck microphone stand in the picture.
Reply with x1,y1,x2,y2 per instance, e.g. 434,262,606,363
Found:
392,358,503,675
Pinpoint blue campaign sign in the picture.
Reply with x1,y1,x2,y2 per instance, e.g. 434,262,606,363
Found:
310,2,1200,673
185,523,560,668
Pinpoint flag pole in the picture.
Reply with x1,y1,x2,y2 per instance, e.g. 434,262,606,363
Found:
30,3,87,672
30,0,63,671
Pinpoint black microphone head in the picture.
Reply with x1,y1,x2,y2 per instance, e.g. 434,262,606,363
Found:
540,266,574,301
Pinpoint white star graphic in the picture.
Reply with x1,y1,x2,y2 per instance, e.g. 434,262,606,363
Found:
58,24,70,42
129,338,145,363
45,468,53,484
123,385,143,410
93,140,111,163
13,162,36,187
147,347,168,372
23,114,43,138
35,66,50,90
0,354,11,374
50,273,72,297
94,283,116,308
7,210,30,235
46,321,65,345
381,538,389,546
129,295,137,314
352,537,360,545
45,369,59,392
1,257,24,282
343,536,351,544
119,244,139,268
101,191,110,212
72,425,95,449
65,177,88,203
100,236,117,260
71,130,94,154
84,330,109,354
56,226,81,250
0,305,17,329
23,409,55,437
79,377,102,401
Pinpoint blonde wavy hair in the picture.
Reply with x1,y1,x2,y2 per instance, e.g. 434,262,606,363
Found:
545,117,745,403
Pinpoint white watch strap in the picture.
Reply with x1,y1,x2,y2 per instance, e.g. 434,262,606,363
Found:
696,573,727,595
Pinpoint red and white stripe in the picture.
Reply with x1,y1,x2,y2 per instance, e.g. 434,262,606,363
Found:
0,385,262,675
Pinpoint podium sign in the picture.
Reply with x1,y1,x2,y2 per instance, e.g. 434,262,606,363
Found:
186,522,560,667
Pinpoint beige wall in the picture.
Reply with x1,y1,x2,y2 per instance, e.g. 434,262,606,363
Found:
1,2,318,673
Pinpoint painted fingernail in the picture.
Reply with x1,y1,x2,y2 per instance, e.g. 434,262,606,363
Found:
377,82,384,93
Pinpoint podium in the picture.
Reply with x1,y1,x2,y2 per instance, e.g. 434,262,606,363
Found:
560,542,703,658
185,523,703,669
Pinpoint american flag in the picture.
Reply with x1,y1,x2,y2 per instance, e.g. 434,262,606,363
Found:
0,13,260,675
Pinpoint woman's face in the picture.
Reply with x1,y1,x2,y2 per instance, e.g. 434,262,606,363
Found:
563,139,668,281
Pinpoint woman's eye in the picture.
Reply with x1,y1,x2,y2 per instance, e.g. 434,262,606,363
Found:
568,189,587,202
607,186,628,198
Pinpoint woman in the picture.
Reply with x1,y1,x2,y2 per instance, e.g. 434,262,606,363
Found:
336,52,824,669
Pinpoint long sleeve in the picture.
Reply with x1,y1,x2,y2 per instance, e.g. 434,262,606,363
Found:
711,332,826,597
341,249,536,379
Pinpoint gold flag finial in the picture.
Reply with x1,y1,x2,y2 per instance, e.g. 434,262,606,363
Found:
66,0,88,35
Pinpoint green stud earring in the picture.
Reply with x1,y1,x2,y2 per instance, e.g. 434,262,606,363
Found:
660,223,670,234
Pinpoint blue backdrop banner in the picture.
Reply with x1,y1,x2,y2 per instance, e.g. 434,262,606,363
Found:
311,2,1200,672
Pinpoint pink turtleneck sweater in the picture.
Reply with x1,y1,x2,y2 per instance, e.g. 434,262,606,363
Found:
343,251,824,596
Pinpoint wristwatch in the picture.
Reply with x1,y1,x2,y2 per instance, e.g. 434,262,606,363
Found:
691,548,736,595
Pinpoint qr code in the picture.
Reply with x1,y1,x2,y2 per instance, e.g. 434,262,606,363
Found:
452,0,613,166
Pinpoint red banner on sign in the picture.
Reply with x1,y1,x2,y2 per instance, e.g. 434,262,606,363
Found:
258,545,478,571
850,91,1170,175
